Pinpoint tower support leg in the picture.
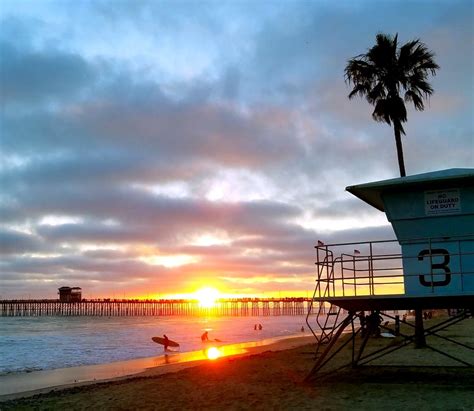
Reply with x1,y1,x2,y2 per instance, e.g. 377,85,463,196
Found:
415,308,426,348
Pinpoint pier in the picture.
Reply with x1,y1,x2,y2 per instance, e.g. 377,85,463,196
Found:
0,298,324,317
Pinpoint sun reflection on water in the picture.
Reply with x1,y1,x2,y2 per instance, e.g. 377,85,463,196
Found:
205,346,221,360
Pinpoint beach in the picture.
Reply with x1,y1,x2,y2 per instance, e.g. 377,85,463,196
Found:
1,316,473,410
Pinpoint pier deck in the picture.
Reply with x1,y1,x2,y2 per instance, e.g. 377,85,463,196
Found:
0,298,320,317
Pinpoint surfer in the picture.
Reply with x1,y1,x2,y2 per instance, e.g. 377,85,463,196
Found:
201,331,209,342
163,334,170,351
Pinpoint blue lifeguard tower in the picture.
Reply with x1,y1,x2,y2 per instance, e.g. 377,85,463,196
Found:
305,168,473,380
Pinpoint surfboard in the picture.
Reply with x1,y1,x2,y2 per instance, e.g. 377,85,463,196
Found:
152,336,180,347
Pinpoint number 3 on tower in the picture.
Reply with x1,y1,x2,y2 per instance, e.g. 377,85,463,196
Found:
417,249,451,287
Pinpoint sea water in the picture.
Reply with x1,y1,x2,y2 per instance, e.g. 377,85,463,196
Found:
0,316,312,375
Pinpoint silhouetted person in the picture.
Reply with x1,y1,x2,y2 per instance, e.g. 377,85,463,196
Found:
163,334,170,351
395,315,400,336
201,331,209,342
258,324,263,330
359,311,367,337
367,311,383,337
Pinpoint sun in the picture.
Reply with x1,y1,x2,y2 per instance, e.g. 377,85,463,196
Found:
195,287,220,308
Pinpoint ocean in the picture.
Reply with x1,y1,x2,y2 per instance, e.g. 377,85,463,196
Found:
0,315,313,375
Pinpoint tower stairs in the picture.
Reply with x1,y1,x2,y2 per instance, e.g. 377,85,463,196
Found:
306,247,350,361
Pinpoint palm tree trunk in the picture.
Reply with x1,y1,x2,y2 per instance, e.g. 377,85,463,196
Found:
394,124,426,346
393,125,406,177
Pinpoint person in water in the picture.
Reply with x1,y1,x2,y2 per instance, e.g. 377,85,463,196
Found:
163,334,170,351
201,331,209,342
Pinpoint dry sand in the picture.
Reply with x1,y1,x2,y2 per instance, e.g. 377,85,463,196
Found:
1,317,473,410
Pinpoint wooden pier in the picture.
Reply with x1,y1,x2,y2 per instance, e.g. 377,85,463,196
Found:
0,298,324,317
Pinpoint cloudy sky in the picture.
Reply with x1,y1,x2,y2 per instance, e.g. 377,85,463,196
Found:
1,0,473,299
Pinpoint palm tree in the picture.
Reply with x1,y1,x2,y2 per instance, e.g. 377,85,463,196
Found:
344,33,439,177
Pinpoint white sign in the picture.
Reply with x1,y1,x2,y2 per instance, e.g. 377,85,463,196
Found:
424,189,461,216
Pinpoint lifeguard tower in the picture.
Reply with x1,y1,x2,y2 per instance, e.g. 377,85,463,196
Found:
305,168,473,380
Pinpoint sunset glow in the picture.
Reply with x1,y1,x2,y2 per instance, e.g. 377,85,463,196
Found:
139,254,198,268
195,287,220,308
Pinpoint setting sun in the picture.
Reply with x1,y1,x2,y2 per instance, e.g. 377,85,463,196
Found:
195,287,220,308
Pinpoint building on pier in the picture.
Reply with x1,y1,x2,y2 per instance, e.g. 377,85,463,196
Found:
58,287,82,302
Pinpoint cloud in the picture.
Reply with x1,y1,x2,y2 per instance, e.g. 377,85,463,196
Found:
0,39,94,105
0,0,472,298
0,228,44,255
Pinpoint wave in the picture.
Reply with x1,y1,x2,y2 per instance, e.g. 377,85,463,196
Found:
0,366,43,376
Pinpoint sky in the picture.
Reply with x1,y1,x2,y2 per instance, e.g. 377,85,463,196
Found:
1,0,473,300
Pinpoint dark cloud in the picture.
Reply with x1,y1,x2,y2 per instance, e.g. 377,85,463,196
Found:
1,74,304,189
0,40,94,105
28,195,302,243
36,222,153,244
313,197,384,220
0,228,43,255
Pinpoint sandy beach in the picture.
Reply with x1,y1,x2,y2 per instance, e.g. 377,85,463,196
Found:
1,317,473,410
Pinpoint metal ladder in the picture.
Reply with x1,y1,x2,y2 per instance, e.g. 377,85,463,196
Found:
306,246,358,378
306,249,343,349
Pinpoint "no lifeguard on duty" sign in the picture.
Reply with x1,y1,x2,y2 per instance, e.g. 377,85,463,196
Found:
424,189,461,216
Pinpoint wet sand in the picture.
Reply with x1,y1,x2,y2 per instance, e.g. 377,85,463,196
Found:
1,318,473,410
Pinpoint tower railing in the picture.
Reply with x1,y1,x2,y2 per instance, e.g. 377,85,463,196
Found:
313,235,474,299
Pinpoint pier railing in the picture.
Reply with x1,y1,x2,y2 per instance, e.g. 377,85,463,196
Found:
0,298,326,317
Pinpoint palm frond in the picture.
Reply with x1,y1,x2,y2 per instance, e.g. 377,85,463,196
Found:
390,96,407,123
367,81,386,104
404,90,425,110
345,33,438,116
344,59,376,84
348,83,372,99
372,100,392,125
368,33,397,69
